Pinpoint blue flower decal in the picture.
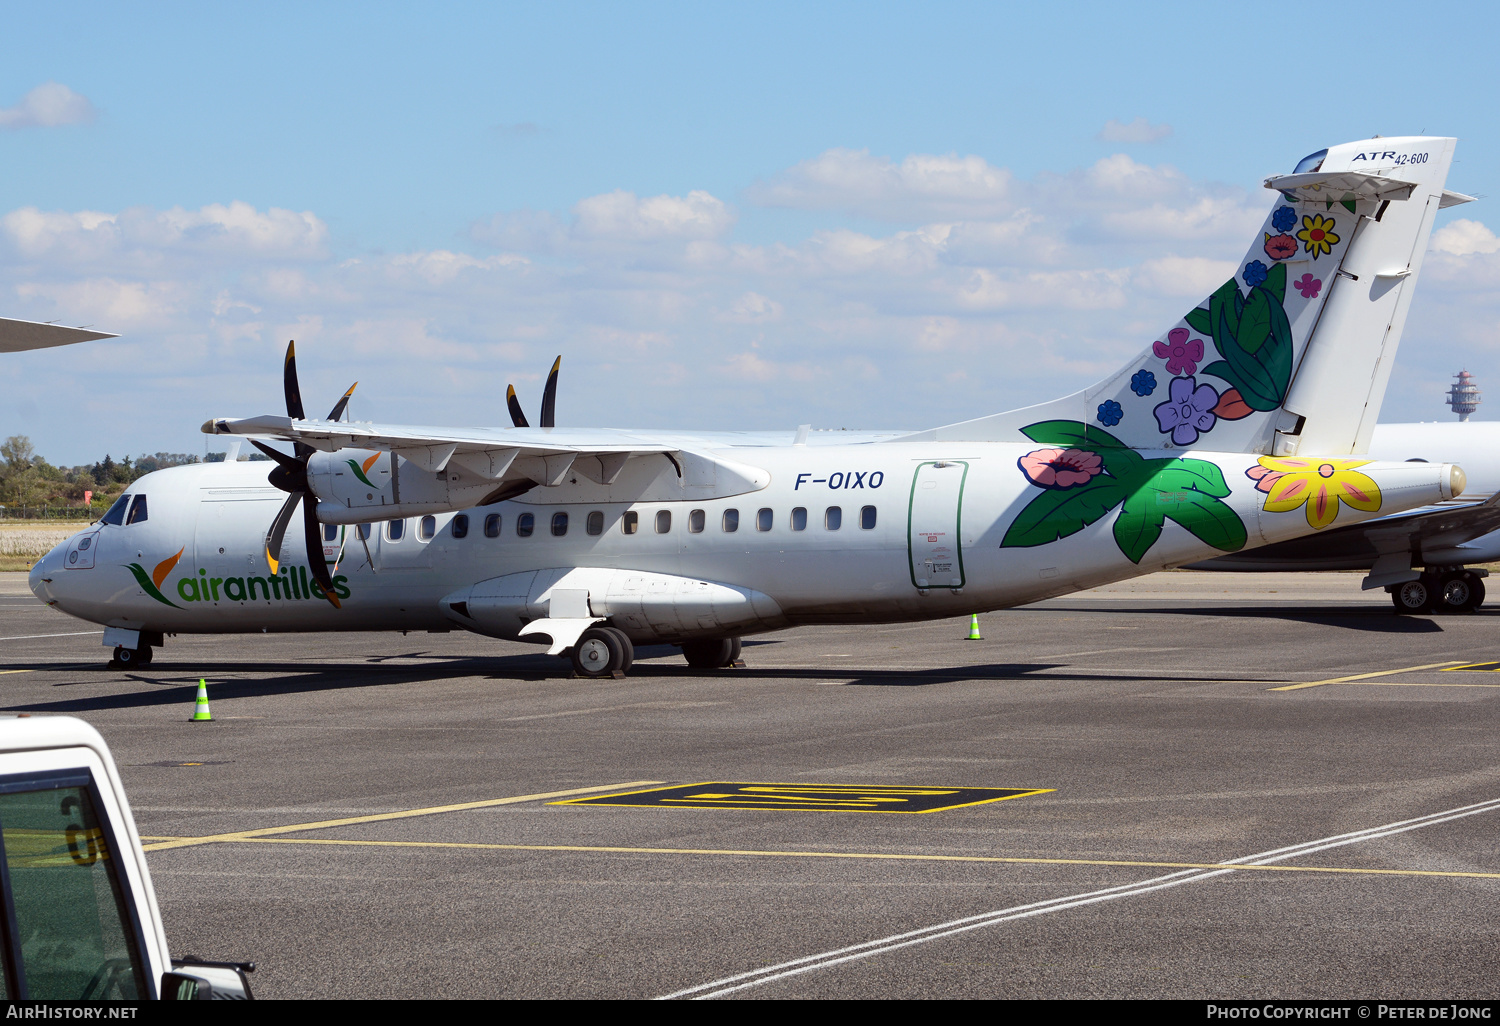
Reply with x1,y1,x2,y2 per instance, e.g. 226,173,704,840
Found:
1243,260,1268,287
1130,369,1157,397
1096,399,1123,427
1272,206,1297,233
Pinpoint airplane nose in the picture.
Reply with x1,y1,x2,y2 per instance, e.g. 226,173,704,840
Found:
29,544,63,604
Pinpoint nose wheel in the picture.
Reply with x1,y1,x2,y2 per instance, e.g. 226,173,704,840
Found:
109,645,153,668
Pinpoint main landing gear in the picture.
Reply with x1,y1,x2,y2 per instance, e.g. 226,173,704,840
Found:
110,644,153,668
681,637,742,669
569,627,635,679
1389,570,1487,615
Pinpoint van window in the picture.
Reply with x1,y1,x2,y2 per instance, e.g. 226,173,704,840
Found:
125,495,148,525
324,524,339,543
419,515,436,540
484,514,501,538
860,505,877,529
688,509,705,533
387,519,405,541
586,511,604,536
825,506,842,530
100,495,131,526
517,513,535,538
0,775,146,999
791,507,807,531
757,508,773,532
551,512,568,537
722,509,739,533
622,511,639,535
452,514,469,539
655,510,672,534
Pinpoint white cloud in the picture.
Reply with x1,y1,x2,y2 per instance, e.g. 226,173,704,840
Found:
1430,219,1500,257
1097,117,1173,144
572,189,735,241
1,201,327,263
750,148,1016,220
0,83,97,130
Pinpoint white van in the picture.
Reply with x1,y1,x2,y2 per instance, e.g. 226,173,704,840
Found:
0,714,252,1000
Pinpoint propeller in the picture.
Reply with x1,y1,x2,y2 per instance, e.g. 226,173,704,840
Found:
506,356,561,429
252,341,357,609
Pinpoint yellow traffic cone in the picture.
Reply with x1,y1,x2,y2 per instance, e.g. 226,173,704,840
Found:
191,679,213,722
966,614,982,640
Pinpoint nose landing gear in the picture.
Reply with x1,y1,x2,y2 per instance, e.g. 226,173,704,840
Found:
109,644,153,668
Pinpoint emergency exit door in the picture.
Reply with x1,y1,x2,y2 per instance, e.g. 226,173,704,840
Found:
908,461,968,590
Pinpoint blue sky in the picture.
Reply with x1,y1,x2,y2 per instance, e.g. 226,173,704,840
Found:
3,1,1498,463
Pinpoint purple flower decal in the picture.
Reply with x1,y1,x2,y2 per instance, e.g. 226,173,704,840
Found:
1152,327,1203,376
1294,273,1322,299
1153,375,1219,446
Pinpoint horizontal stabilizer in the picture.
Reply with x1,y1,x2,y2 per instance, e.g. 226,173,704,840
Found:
1263,170,1418,204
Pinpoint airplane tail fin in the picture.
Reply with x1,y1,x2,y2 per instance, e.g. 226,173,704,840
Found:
909,136,1466,455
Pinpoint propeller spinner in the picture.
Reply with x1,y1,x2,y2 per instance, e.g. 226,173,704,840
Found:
253,341,356,609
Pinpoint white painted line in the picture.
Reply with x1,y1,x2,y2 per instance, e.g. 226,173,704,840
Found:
660,794,1500,1000
0,631,102,642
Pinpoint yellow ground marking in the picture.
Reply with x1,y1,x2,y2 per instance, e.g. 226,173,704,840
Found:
1443,661,1500,673
139,780,664,852
0,669,34,675
204,835,1500,882
1269,661,1466,691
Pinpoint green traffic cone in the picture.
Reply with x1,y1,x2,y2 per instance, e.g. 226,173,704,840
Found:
966,614,982,641
191,679,213,722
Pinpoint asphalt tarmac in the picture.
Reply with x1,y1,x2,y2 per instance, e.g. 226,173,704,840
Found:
2,570,1498,1000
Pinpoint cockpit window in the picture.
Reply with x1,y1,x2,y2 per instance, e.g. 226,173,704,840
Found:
126,495,148,525
100,494,131,526
1293,148,1327,174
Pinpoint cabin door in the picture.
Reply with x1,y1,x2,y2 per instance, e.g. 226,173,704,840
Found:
907,461,968,591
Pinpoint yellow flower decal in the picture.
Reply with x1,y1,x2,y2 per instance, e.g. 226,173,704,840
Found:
1297,214,1340,259
1246,457,1381,530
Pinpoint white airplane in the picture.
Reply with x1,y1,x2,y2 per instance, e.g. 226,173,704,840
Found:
28,135,1477,674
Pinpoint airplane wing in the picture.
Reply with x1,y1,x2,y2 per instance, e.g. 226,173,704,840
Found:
0,317,118,354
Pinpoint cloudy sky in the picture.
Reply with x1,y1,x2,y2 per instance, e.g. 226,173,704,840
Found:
3,1,1498,464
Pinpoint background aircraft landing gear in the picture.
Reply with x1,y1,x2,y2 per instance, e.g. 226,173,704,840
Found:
681,637,742,669
570,628,627,679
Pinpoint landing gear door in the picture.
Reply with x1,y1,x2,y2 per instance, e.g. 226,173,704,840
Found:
908,461,968,591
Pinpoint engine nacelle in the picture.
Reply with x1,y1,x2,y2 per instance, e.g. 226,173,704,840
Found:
439,567,786,643
308,448,500,525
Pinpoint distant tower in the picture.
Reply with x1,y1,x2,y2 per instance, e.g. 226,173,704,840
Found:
1447,369,1482,422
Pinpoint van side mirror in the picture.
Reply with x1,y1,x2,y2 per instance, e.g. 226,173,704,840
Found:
162,959,255,1000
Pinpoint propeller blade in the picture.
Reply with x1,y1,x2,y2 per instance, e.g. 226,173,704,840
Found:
539,356,560,428
248,438,301,473
302,498,341,608
265,492,300,576
326,382,358,422
282,340,306,421
506,384,529,428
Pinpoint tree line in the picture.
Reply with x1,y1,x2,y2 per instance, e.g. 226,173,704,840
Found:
0,435,266,511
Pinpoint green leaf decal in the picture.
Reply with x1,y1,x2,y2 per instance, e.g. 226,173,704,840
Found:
1263,261,1287,305
125,563,181,608
1238,287,1272,355
1001,477,1128,548
1113,493,1166,565
1207,278,1240,345
1167,491,1248,552
1145,460,1231,498
1214,306,1279,408
1184,307,1213,338
1021,420,1142,478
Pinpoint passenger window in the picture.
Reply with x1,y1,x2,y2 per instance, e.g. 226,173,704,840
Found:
387,519,405,541
655,510,672,534
419,515,436,540
722,509,739,533
0,777,146,999
825,506,842,530
688,509,705,533
622,511,639,535
357,523,371,541
452,514,469,539
324,524,339,543
100,495,130,526
552,512,568,537
860,505,877,529
791,507,807,531
517,513,535,538
757,508,773,532
586,511,604,535
484,514,501,538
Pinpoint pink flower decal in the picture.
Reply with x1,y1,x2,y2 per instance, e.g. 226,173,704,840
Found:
1294,273,1322,299
1245,462,1285,494
1018,448,1104,489
1264,233,1298,261
1153,327,1204,376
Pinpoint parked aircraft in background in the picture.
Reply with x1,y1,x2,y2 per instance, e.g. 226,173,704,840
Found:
28,136,1477,673
0,316,117,353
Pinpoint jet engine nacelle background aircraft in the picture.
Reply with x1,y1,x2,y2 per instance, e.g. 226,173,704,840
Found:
30,135,1472,675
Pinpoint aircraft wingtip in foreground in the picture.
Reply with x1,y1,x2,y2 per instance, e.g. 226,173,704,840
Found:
30,135,1475,674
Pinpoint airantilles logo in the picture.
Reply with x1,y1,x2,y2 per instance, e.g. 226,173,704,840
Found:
126,549,351,609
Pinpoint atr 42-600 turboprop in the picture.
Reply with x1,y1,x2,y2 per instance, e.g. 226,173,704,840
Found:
30,137,1476,675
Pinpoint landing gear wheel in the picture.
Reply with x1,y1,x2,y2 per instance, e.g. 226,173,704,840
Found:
728,637,742,664
137,644,154,666
601,627,634,674
1471,578,1487,610
571,628,624,679
682,638,736,669
1392,578,1433,614
111,646,140,668
1437,572,1482,614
